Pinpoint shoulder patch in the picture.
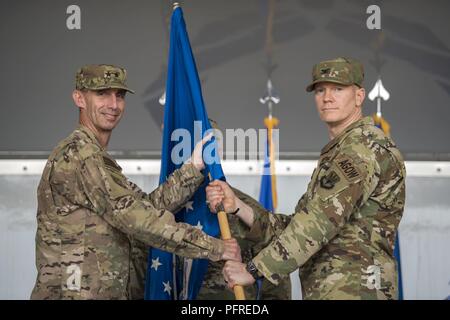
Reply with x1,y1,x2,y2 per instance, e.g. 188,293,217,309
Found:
334,154,361,182
320,170,340,189
102,155,122,172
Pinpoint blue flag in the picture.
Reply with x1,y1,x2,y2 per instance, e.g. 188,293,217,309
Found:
259,116,278,213
394,233,404,299
259,139,275,213
144,6,225,300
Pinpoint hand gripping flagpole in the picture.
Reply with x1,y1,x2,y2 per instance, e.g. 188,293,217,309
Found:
216,203,246,300
208,170,245,300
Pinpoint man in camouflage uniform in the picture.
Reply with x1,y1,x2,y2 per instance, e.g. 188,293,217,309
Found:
207,57,406,300
31,64,240,300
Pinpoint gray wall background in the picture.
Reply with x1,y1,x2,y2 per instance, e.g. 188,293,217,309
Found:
0,0,449,157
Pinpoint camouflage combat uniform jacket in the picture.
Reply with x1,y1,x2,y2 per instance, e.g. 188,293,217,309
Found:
196,188,291,300
238,117,406,300
31,125,224,300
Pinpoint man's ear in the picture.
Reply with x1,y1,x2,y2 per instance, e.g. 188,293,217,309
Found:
72,90,86,110
355,87,366,107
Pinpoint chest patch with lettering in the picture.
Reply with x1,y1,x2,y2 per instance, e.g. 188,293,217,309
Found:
334,154,361,182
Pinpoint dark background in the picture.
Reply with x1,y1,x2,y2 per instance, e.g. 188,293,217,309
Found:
1,0,449,158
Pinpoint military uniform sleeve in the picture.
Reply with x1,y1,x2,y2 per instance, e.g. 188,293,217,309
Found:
127,238,149,299
252,145,380,285
231,187,292,251
127,163,204,213
76,153,224,262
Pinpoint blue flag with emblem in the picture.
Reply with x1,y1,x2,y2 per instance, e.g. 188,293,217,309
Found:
144,5,225,300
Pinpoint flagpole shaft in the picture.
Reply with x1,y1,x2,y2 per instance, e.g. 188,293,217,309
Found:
377,97,381,116
217,206,246,300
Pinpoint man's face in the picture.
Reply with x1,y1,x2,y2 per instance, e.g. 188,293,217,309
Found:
78,89,126,132
314,82,365,124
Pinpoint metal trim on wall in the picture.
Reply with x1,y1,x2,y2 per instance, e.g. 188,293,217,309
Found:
0,159,449,177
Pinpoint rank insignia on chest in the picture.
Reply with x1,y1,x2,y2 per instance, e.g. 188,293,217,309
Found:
320,170,340,189
334,154,361,182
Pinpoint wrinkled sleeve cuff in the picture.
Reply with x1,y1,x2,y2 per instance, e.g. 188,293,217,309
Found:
207,237,224,262
178,163,204,187
252,254,284,286
233,206,268,243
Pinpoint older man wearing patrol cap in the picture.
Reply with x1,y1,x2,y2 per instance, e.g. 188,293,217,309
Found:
207,57,406,300
30,64,241,299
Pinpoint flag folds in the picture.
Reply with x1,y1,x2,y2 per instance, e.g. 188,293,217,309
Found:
145,6,224,300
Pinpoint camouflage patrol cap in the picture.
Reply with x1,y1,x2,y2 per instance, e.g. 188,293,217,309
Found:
306,57,364,92
75,64,135,93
